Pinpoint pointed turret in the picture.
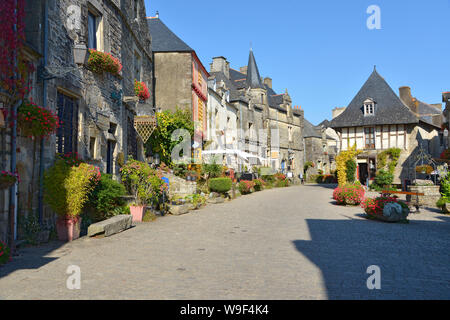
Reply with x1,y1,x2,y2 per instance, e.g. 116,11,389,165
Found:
246,48,264,89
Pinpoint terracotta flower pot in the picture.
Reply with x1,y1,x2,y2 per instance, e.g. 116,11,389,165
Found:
56,216,82,242
130,205,146,222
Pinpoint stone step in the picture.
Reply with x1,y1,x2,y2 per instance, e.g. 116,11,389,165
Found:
87,215,133,237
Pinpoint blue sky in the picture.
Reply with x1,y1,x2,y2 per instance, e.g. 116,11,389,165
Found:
144,0,450,125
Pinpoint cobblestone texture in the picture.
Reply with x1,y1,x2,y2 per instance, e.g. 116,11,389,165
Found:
0,185,449,299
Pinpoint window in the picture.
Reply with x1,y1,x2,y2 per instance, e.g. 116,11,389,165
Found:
88,10,103,51
364,127,375,149
56,92,79,154
288,126,293,142
133,0,139,20
89,137,96,158
248,122,254,140
364,98,375,116
88,12,97,49
108,122,117,135
134,51,141,81
127,116,138,159
106,140,115,174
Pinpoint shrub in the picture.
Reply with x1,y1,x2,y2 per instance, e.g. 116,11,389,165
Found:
238,180,255,194
88,174,127,221
275,179,289,188
304,161,314,172
185,194,207,207
261,175,275,183
209,177,232,193
345,159,356,183
332,183,365,205
43,160,101,218
0,240,11,265
374,169,394,188
202,162,223,179
120,158,168,206
253,178,265,191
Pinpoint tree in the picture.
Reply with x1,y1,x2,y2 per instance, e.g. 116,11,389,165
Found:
145,107,194,166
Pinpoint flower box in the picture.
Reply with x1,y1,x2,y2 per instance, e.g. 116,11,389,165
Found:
134,80,150,101
87,49,122,76
18,100,59,138
0,171,19,190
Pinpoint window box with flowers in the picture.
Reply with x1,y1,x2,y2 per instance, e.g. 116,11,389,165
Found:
17,100,59,138
134,80,150,101
87,49,122,76
0,171,19,190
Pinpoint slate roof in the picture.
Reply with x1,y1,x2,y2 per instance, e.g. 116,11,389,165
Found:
330,69,419,129
147,18,193,52
210,50,302,117
303,119,322,138
246,49,264,89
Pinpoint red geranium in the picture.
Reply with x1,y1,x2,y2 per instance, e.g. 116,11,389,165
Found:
134,80,150,101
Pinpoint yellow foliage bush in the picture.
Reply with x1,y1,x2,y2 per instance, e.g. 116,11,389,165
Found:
336,145,361,186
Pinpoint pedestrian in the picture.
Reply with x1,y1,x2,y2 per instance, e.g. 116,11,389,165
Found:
299,172,304,185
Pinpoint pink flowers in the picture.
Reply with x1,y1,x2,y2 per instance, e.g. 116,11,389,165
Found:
333,183,365,205
134,80,150,101
361,196,403,216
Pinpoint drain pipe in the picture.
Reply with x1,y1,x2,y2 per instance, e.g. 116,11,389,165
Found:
37,0,49,225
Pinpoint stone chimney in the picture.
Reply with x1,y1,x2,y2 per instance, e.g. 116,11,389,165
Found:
399,86,420,115
240,66,248,75
264,77,272,88
210,56,230,79
332,107,346,119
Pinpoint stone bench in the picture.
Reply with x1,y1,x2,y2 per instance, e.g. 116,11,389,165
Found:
88,215,133,237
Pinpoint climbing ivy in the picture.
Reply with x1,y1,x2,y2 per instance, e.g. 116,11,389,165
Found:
377,148,401,175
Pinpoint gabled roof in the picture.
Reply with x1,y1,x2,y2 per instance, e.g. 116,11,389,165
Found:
330,69,418,129
246,49,264,89
147,18,193,52
303,119,322,138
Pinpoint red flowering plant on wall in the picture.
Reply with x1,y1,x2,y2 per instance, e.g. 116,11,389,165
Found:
0,170,20,190
87,49,122,75
17,100,60,138
56,152,83,167
134,80,150,101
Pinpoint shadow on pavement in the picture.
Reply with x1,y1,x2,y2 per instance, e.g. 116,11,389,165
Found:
293,216,450,299
304,183,338,189
0,241,63,279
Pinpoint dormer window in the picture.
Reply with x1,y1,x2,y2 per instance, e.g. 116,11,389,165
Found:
363,98,375,116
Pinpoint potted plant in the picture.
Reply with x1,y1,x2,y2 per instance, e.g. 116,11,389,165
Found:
120,158,167,222
43,160,101,241
134,80,150,101
87,49,122,75
0,170,19,190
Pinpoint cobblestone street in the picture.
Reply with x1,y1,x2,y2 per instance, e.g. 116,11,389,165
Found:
0,185,449,300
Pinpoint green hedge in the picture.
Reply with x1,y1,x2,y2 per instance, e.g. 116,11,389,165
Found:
208,177,232,193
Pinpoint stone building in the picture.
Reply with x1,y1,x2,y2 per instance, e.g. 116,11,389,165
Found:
208,50,304,175
442,91,450,148
147,15,209,162
205,74,239,169
330,67,443,186
0,0,153,243
302,118,339,175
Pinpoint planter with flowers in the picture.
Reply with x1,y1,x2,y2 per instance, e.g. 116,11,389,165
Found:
120,158,167,222
43,159,101,241
0,170,19,190
87,49,122,76
361,196,409,222
332,182,365,206
134,80,150,101
415,165,433,175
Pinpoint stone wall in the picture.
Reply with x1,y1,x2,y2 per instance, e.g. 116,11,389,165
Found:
407,185,440,208
163,173,197,198
154,52,192,112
